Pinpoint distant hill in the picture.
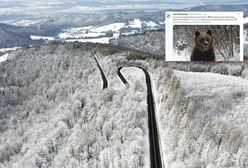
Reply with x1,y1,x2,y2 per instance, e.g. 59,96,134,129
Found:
0,23,44,48
189,4,248,16
110,29,165,58
35,11,165,30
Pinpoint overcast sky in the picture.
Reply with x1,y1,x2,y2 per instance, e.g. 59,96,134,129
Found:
0,0,245,16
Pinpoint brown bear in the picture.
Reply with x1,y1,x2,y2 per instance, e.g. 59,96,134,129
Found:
190,30,215,61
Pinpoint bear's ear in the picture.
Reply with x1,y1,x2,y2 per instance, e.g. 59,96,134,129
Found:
206,30,212,36
195,31,200,37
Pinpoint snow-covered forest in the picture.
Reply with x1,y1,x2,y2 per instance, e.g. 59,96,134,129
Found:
0,43,151,168
153,68,248,167
1,42,248,167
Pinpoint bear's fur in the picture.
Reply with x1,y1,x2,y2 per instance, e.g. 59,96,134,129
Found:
190,30,215,61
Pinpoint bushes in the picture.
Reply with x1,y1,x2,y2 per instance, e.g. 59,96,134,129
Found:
63,42,95,51
96,44,118,55
48,40,62,46
0,142,22,163
127,50,146,60
47,84,58,102
47,81,73,102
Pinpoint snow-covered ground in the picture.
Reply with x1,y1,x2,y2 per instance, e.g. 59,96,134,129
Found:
0,47,21,63
58,19,162,44
128,19,142,28
0,44,150,168
0,53,8,63
30,35,55,41
2,34,248,167
128,19,158,29
152,68,248,167
93,23,126,33
0,47,21,53
172,49,189,61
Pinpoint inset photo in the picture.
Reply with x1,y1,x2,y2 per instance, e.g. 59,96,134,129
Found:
173,25,240,61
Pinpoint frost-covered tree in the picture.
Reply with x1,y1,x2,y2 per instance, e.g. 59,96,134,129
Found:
0,43,149,168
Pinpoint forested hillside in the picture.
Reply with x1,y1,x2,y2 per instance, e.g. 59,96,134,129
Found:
1,42,248,167
0,43,151,168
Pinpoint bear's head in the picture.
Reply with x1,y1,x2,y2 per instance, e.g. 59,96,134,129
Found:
194,30,213,52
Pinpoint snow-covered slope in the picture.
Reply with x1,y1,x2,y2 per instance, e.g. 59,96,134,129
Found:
152,69,248,168
30,35,55,41
0,47,21,63
2,42,248,168
0,44,150,168
110,30,165,57
93,23,126,33
57,19,162,44
0,53,8,63
0,47,21,53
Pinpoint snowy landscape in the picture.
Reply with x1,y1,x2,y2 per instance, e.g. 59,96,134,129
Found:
1,43,248,167
152,65,248,167
2,0,248,168
31,19,162,44
0,44,150,167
